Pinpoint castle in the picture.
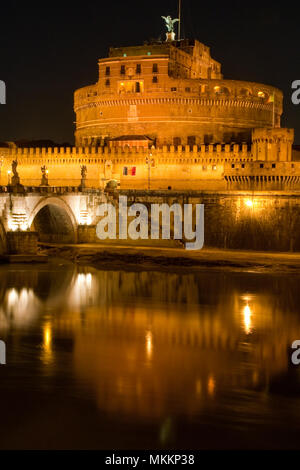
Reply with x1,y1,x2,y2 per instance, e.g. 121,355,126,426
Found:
1,27,299,191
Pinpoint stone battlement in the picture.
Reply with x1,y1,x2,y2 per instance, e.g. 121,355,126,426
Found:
2,143,251,161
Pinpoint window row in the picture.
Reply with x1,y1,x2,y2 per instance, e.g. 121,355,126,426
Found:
105,64,159,76
105,77,158,88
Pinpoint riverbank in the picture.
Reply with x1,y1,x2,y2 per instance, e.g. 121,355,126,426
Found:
38,243,300,273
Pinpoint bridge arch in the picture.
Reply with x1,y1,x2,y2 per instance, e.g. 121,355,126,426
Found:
28,197,77,243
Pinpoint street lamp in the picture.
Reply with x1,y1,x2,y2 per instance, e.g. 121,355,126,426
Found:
145,145,155,190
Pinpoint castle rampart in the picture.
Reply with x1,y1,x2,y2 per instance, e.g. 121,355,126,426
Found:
1,133,299,190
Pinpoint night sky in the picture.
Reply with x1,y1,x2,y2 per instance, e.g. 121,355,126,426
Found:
0,0,299,145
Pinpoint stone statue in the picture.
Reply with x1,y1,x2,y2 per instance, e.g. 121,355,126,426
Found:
11,160,20,186
81,165,87,179
161,15,179,33
40,165,49,186
79,165,87,190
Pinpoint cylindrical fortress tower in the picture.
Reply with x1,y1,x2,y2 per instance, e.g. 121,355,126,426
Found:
74,39,283,147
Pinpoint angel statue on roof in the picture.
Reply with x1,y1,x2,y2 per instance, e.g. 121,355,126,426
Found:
161,15,179,33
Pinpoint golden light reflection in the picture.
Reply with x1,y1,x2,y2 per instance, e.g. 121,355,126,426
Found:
41,322,53,365
243,304,252,334
207,375,215,396
145,330,153,360
245,199,253,207
4,288,38,327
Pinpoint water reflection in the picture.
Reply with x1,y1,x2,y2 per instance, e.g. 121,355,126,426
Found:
1,261,300,448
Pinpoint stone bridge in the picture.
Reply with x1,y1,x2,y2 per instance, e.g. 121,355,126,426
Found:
0,186,106,255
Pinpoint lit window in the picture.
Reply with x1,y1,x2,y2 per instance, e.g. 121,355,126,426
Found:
118,80,144,93
212,165,217,171
258,91,265,98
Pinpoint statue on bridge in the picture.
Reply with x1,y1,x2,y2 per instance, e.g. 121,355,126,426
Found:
9,159,24,193
40,165,49,186
11,160,20,186
79,165,87,190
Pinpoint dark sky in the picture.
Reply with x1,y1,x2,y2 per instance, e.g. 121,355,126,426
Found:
0,0,299,145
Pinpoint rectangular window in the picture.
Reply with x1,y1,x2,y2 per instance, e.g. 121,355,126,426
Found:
187,136,196,146
105,66,110,76
231,164,235,168
260,163,264,168
185,87,191,92
272,163,276,168
241,163,245,168
152,63,158,73
173,137,181,146
105,79,110,87
152,76,158,83
171,87,177,92
120,65,125,75
136,64,141,74
118,80,144,93
123,167,128,175
212,165,217,171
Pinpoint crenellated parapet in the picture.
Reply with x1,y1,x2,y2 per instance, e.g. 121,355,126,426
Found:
0,127,295,191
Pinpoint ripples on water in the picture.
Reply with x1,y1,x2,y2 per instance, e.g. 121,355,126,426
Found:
0,259,300,449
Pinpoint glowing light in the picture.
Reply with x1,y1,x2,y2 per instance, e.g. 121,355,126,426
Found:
245,199,253,207
243,304,252,334
7,288,18,307
78,211,92,225
145,330,153,360
258,91,265,98
20,222,28,231
41,322,53,365
8,220,17,231
214,85,220,92
207,376,215,396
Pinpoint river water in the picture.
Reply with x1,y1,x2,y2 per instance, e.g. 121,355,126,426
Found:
1,259,300,449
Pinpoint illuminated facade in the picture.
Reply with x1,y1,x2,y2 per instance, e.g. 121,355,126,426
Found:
74,39,283,147
0,35,299,191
